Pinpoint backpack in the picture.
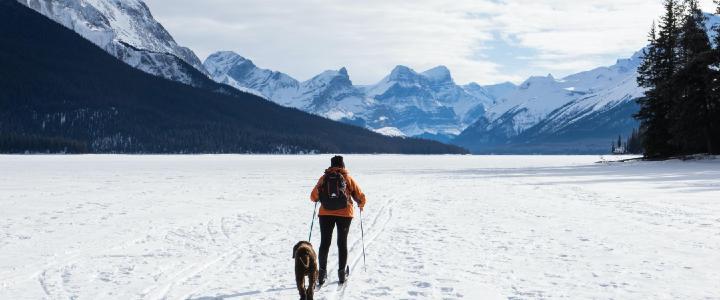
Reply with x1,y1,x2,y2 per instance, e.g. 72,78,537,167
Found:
318,171,349,210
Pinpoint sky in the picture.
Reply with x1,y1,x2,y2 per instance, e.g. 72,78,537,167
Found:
144,0,717,85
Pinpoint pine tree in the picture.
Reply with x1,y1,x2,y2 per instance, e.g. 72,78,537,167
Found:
708,0,720,154
671,0,714,154
626,128,645,154
636,0,682,157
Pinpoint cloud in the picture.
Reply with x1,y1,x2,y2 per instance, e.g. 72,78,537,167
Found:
144,0,718,85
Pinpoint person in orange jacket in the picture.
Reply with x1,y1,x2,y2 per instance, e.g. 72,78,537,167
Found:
310,155,366,285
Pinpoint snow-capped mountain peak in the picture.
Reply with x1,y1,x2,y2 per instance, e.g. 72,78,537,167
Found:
204,57,493,138
204,50,299,104
18,0,209,86
198,12,720,150
383,65,453,84
455,47,648,152
298,67,364,116
519,74,556,89
300,68,355,101
309,67,351,83
421,65,453,83
386,65,422,82
203,51,253,77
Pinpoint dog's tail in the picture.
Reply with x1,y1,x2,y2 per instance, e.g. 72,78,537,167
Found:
299,254,310,269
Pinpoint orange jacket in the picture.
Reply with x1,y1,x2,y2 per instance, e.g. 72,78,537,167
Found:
310,167,366,218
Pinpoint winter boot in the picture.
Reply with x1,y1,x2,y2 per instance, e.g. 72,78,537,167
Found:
338,266,349,284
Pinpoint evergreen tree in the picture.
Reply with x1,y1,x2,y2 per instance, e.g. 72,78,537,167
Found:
708,0,720,154
671,0,714,154
626,128,645,154
636,0,682,157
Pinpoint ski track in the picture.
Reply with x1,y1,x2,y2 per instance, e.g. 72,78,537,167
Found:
1,155,719,299
320,197,396,300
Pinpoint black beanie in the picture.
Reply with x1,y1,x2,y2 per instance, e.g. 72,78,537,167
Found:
331,155,345,168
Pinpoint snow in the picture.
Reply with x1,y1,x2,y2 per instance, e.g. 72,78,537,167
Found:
205,51,367,112
473,50,646,139
2,155,718,299
203,51,248,77
372,127,406,137
222,76,267,99
420,66,452,83
18,0,209,84
482,82,517,101
206,45,646,141
361,77,395,98
324,110,355,121
206,56,493,137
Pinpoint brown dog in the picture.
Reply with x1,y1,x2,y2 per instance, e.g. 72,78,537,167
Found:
293,241,318,300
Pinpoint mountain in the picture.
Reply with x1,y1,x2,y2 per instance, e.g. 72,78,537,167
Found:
205,49,646,153
0,0,467,154
204,51,298,100
18,0,210,86
205,52,493,139
203,13,720,153
362,65,492,137
204,52,373,121
480,82,518,102
454,13,720,153
454,52,644,153
205,47,647,153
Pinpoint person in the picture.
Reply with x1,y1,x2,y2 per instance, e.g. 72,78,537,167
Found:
310,155,366,285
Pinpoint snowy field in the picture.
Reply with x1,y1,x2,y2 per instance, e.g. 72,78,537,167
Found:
1,155,719,300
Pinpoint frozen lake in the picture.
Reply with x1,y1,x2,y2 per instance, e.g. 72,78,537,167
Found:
1,155,719,299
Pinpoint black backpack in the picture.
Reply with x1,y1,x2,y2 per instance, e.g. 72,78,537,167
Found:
319,171,349,210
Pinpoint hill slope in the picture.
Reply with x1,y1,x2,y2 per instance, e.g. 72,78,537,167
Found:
0,1,466,154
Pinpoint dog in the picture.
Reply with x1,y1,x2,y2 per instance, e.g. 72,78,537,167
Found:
293,241,318,300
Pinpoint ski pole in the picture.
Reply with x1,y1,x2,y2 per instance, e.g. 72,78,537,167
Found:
308,201,318,241
359,207,367,272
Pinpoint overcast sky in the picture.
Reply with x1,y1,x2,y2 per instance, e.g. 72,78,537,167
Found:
143,0,717,85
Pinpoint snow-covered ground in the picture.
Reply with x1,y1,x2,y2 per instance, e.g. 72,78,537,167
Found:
1,155,719,299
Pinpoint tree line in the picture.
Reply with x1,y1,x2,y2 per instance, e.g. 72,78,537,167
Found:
636,0,720,157
609,130,644,155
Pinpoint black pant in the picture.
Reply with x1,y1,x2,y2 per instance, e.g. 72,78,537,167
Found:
318,215,352,273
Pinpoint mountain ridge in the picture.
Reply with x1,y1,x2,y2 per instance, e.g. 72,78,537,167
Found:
18,0,210,86
0,0,467,154
203,13,720,153
204,51,493,138
19,0,720,153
